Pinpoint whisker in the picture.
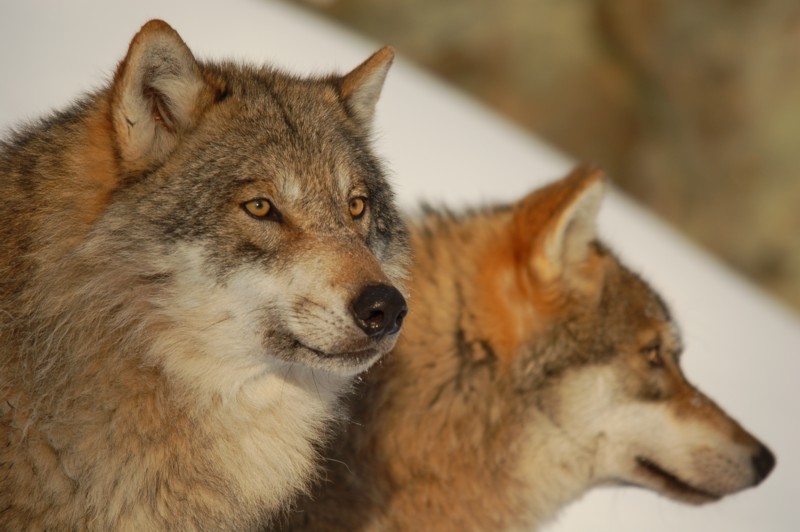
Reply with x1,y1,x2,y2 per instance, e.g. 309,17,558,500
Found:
311,368,322,401
324,457,353,475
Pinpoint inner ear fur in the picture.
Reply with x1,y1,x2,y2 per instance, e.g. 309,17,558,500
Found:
513,164,607,288
339,46,394,130
110,19,219,174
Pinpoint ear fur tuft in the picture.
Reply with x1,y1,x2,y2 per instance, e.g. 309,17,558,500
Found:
514,164,607,284
111,19,215,174
339,46,394,129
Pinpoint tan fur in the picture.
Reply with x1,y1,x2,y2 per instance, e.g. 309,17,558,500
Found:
0,20,407,529
286,165,774,531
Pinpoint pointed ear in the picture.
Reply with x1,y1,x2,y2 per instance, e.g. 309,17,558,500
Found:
339,46,394,129
111,20,217,174
514,165,607,284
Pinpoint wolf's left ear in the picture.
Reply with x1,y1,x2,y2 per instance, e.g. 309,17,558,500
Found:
339,47,394,129
111,20,219,174
514,165,606,285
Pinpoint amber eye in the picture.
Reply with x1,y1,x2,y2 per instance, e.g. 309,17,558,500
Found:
641,341,663,368
349,196,367,219
241,198,277,220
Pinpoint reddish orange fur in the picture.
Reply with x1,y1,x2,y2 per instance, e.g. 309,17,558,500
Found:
285,165,774,531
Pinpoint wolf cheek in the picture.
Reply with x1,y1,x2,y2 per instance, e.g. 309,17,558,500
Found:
542,362,776,506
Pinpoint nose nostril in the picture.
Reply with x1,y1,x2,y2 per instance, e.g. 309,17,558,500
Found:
396,309,407,327
364,310,386,331
752,445,776,485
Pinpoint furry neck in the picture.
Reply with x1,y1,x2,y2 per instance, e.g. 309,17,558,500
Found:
515,403,601,528
382,301,597,530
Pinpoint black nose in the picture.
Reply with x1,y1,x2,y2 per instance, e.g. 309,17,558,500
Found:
752,445,776,485
351,284,407,340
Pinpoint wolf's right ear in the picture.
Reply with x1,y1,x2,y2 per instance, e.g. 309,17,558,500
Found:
111,20,218,174
513,165,606,286
339,47,394,130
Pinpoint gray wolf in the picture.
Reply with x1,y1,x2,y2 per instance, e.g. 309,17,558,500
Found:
0,20,408,530
287,165,775,530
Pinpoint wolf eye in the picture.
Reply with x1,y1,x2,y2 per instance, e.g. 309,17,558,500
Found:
242,198,279,221
349,196,367,219
641,341,663,368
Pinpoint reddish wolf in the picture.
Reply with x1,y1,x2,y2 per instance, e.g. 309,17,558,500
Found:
0,20,408,529
288,166,775,531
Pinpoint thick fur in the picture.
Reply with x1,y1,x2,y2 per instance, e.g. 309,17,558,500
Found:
286,166,775,531
0,21,408,529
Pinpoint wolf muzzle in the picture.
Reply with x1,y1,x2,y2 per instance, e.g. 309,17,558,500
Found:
351,284,407,341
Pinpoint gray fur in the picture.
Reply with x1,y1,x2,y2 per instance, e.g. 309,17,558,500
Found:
0,20,407,530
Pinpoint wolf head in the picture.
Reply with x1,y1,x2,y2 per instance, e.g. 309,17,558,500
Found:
67,21,408,386
484,166,775,505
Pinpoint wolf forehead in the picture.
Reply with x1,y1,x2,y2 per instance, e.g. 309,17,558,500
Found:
120,64,401,234
592,245,682,345
174,62,390,190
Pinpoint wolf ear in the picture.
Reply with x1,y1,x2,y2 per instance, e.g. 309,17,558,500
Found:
111,20,217,174
339,46,394,129
514,165,606,285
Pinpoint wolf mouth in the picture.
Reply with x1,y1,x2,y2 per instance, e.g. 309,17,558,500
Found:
635,456,721,502
294,340,380,366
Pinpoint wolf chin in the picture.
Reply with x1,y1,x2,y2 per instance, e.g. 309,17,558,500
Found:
0,20,408,529
287,165,775,531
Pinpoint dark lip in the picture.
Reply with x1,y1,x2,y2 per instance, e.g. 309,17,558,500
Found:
635,456,722,502
294,341,380,366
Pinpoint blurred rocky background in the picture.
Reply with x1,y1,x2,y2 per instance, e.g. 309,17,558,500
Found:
293,0,800,314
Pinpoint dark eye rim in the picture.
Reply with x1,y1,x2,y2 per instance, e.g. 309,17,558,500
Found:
241,198,282,222
349,196,368,220
640,340,664,368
